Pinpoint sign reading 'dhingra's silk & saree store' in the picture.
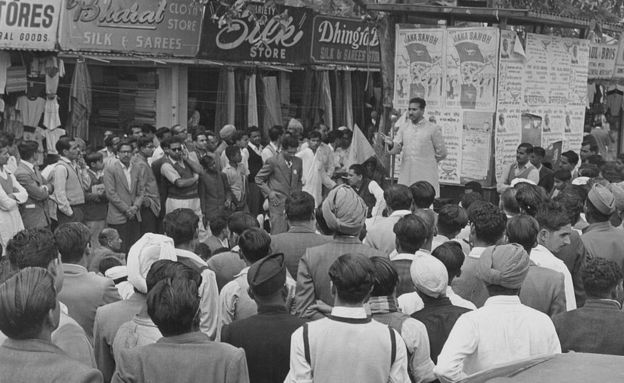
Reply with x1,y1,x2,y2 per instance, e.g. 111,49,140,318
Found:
198,3,312,64
59,0,204,56
0,0,61,50
310,15,380,67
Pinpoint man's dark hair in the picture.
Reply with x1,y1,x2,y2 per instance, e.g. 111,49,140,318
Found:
148,272,202,337
602,162,624,183
582,138,599,154
394,214,431,253
578,163,600,178
98,228,118,247
409,181,435,209
7,228,58,270
248,126,261,135
561,150,579,167
137,136,154,149
533,146,546,158
55,137,74,155
327,130,343,144
469,202,507,245
286,191,315,222
384,184,413,211
145,260,190,292
99,257,122,275
232,130,248,143
17,141,39,161
437,204,468,237
209,216,228,236
506,214,539,254
553,169,572,182
500,188,520,215
582,257,623,298
194,243,212,261
554,185,586,225
514,183,547,217
460,192,484,210
281,136,299,150
432,241,465,282
464,181,482,193
164,209,199,246
156,127,171,140
535,201,570,232
517,142,534,154
268,125,284,142
85,152,103,168
328,253,375,304
228,212,260,235
54,223,91,264
225,145,240,161
349,164,365,177
238,228,271,263
0,267,57,340
586,154,605,169
308,130,322,140
408,97,426,109
104,135,116,148
192,130,207,142
370,256,398,297
160,136,184,150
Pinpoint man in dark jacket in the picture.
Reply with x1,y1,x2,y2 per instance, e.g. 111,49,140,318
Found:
222,253,304,383
553,257,624,355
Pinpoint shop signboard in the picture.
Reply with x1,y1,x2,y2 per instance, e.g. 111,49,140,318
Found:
199,3,312,64
310,15,380,67
588,41,618,79
59,0,205,56
0,0,61,50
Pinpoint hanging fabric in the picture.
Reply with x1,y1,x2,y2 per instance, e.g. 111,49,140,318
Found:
333,70,344,128
343,71,354,130
0,52,11,95
5,66,27,94
235,70,247,130
320,71,333,129
226,68,236,125
45,57,65,95
69,60,92,140
262,75,282,131
214,68,228,131
247,73,259,129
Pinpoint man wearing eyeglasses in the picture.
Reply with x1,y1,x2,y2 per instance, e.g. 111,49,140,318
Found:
386,97,447,197
159,136,203,216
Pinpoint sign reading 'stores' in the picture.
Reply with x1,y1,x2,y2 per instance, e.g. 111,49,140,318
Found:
310,15,380,67
0,0,61,50
59,0,204,57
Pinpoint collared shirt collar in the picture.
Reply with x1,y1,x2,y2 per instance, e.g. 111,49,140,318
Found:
270,142,280,152
175,248,207,268
157,331,209,345
21,159,35,172
233,266,250,279
515,161,533,170
62,263,88,274
584,298,622,310
368,295,400,315
257,305,289,314
332,235,361,244
60,156,73,165
389,209,412,217
248,142,262,154
331,306,367,319
390,250,430,261
483,295,522,306
167,155,184,167
287,222,317,233
584,221,614,234
468,246,487,259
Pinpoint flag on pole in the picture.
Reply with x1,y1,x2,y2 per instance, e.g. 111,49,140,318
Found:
346,124,376,168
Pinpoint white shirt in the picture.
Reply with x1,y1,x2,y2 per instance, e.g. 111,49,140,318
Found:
248,142,262,156
434,295,561,383
367,179,386,220
261,142,280,163
530,244,577,311
120,162,132,190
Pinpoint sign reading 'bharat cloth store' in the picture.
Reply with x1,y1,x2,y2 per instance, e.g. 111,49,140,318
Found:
59,0,204,56
0,0,61,50
310,15,380,67
199,3,312,64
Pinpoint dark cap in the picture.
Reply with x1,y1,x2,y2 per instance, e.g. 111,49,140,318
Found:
247,253,286,296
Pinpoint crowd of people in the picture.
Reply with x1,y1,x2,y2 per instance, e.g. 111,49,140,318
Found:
1,103,624,383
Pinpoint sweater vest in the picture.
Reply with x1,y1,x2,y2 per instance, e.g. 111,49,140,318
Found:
165,159,198,200
56,161,85,205
247,145,263,180
357,178,376,218
506,163,533,185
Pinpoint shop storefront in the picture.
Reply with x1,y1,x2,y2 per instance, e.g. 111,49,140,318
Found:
57,0,205,146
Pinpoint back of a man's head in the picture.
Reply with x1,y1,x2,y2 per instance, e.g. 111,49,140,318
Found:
535,201,570,233
437,205,468,238
514,183,547,217
0,267,57,340
328,253,375,305
7,228,58,270
410,181,435,209
384,184,413,212
394,214,431,254
209,216,228,237
228,212,260,235
553,186,585,225
500,188,520,216
98,228,119,248
54,223,91,264
506,214,539,254
469,202,507,246
370,256,398,297
460,192,484,210
582,257,623,299
432,241,466,282
238,228,271,264
286,191,315,222
146,260,195,292
147,269,202,337
164,209,199,247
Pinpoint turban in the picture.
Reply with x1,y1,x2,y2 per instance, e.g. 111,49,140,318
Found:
478,244,529,289
105,265,128,284
608,183,624,212
587,183,616,215
248,253,286,296
322,185,367,236
410,255,448,298
219,124,236,140
127,233,177,294
571,176,589,186
510,178,536,187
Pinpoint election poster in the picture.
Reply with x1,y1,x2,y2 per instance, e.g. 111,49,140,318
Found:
461,111,493,182
394,27,446,110
497,30,524,108
588,41,618,79
524,34,551,106
563,107,586,152
428,109,463,185
494,107,522,182
445,28,499,111
566,38,590,107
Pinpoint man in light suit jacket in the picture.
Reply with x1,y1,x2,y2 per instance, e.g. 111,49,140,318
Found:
15,140,53,229
54,222,121,342
103,140,144,253
255,136,302,235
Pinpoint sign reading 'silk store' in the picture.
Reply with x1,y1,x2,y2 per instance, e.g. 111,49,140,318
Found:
310,15,380,67
0,0,61,50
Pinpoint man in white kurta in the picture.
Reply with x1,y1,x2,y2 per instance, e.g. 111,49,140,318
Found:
296,131,335,207
388,97,447,196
